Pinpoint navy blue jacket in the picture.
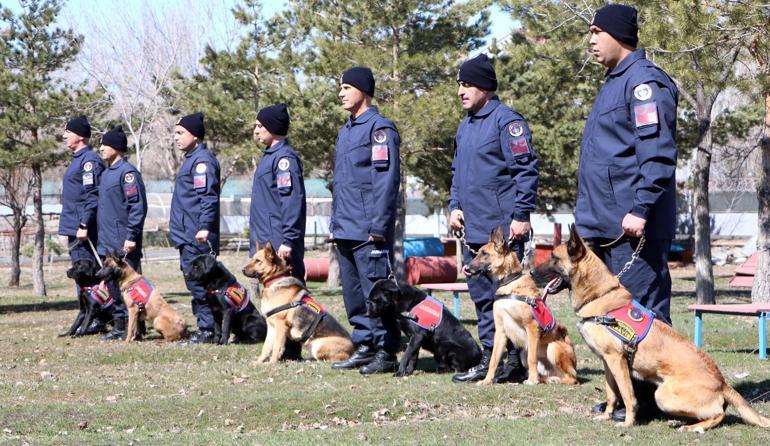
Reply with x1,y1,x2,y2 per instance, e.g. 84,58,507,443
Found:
576,49,678,240
249,139,307,255
449,97,540,244
330,107,400,242
59,146,104,237
96,158,147,256
169,143,221,252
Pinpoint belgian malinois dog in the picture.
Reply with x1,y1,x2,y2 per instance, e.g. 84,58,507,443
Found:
531,225,770,431
242,241,353,364
97,253,187,343
466,227,577,386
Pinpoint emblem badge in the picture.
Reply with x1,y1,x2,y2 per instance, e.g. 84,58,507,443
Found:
278,158,290,171
83,161,93,172
124,173,135,183
633,83,652,101
373,130,387,144
195,163,207,174
508,122,524,137
628,308,644,322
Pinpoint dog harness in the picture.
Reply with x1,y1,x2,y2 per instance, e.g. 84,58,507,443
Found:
582,300,655,364
82,282,113,309
401,296,444,332
125,277,154,310
208,283,251,313
264,292,327,342
497,294,556,333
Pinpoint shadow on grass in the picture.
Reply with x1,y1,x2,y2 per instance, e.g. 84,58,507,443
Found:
0,299,78,314
735,379,770,404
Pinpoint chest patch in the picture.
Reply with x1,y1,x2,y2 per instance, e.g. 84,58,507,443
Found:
277,171,292,189
126,277,154,306
605,301,655,346
510,136,530,156
408,296,444,331
86,282,113,308
530,300,556,333
300,295,326,317
634,102,658,128
372,144,388,162
224,283,250,312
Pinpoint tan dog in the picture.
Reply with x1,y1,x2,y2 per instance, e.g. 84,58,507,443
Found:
242,241,353,363
466,228,577,386
98,254,187,343
531,225,770,431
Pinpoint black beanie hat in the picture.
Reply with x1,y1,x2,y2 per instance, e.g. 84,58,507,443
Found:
457,54,497,91
176,112,205,139
341,67,375,97
66,115,91,138
102,125,128,151
592,4,638,48
257,103,290,136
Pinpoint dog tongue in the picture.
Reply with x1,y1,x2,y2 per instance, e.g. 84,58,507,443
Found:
462,265,472,277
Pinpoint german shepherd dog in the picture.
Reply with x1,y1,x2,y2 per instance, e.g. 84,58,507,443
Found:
242,241,354,363
466,227,577,386
97,253,187,343
531,225,770,430
62,259,113,337
185,254,267,345
367,278,482,376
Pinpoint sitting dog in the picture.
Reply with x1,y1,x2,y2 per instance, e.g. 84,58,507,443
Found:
467,227,577,386
185,254,267,345
242,241,353,363
531,225,770,430
62,258,114,337
367,279,481,376
97,253,187,343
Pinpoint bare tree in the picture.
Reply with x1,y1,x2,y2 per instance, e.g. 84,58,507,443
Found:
0,167,33,287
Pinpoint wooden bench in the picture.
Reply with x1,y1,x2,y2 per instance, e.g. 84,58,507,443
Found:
688,303,770,360
420,282,469,319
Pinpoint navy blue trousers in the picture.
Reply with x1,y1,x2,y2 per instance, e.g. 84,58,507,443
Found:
463,240,524,349
336,239,400,353
588,238,672,325
179,243,215,331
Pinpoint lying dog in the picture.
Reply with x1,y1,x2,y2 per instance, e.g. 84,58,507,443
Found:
242,241,353,363
185,254,267,345
531,225,770,430
467,227,577,386
97,253,187,343
62,259,114,337
367,279,481,376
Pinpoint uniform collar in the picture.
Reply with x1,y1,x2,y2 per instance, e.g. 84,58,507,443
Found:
264,139,288,154
607,49,646,78
184,142,207,158
108,157,126,170
468,96,500,119
72,145,91,158
348,106,378,127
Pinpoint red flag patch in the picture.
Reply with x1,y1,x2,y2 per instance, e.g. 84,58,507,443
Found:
510,137,530,156
193,174,206,188
372,144,388,162
124,183,138,197
277,171,291,188
634,102,658,128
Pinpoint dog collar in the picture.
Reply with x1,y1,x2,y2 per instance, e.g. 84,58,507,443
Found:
498,271,523,287
262,274,291,288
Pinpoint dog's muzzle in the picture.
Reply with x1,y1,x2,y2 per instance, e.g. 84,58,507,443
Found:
546,275,568,294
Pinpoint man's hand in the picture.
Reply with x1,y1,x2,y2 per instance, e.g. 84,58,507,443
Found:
76,228,88,241
449,209,464,231
277,244,292,260
622,213,646,238
368,234,385,242
195,230,210,243
509,220,531,240
123,240,136,254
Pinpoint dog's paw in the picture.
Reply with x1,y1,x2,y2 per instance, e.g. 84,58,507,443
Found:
477,379,493,386
615,420,634,428
677,425,705,434
593,413,611,421
393,370,407,378
524,379,539,386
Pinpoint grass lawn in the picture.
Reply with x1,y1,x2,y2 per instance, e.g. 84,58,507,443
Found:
1,252,769,445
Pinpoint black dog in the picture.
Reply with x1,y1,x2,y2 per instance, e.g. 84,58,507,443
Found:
368,279,482,376
184,254,268,345
62,259,114,337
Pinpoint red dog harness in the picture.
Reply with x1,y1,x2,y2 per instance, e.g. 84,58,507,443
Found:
223,283,250,312
125,277,154,309
405,296,444,331
603,300,655,346
83,282,113,309
299,294,326,317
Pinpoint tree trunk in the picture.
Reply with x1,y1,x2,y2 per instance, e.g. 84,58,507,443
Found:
9,210,23,287
31,164,47,296
326,242,341,287
693,117,715,304
752,93,770,303
393,173,406,281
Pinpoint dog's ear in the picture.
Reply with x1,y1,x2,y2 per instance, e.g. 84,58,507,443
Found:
567,224,586,260
491,226,505,249
264,240,276,262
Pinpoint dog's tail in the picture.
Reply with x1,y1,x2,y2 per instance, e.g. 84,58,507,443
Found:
723,383,770,428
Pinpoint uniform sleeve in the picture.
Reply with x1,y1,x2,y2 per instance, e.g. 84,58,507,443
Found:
499,119,539,221
448,139,461,212
274,155,305,249
193,158,220,232
369,126,401,238
628,81,677,220
122,170,147,242
80,156,103,227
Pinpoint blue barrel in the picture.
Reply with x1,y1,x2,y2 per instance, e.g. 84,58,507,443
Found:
404,237,445,260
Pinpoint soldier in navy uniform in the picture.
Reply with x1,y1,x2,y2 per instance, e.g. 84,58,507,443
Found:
448,54,540,383
96,125,148,340
250,103,306,280
576,4,678,421
170,112,221,344
327,67,401,374
59,115,109,334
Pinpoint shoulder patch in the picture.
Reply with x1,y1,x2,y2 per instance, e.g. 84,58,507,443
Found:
372,145,389,162
195,163,207,174
83,161,93,172
82,172,94,186
508,122,524,138
633,83,653,101
373,129,387,144
276,171,292,189
124,173,135,184
634,102,659,128
278,158,290,171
